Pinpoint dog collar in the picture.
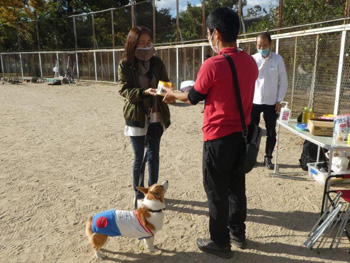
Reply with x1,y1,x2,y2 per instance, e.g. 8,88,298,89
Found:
147,208,166,213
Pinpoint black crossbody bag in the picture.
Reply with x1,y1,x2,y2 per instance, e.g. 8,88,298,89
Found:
223,53,262,173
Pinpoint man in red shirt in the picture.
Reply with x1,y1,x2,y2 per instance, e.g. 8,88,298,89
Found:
163,7,258,259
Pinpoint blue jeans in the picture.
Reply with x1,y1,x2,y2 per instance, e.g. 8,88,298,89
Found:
130,123,163,199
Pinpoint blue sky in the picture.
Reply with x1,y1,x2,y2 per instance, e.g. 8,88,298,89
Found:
155,0,279,17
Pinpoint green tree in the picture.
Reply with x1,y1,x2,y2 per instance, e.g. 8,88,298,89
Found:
177,0,247,42
246,0,346,33
282,0,345,27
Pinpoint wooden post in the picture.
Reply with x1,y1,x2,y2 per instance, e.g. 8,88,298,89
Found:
202,0,206,39
111,10,115,48
153,0,156,43
36,19,40,51
131,2,135,27
345,0,350,24
73,17,78,50
291,37,298,113
278,0,283,33
92,14,96,49
345,0,350,16
176,0,179,43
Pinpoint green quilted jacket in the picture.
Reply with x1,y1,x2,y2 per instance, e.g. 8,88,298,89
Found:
118,56,171,128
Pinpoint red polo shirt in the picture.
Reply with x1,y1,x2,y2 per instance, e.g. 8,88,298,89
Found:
194,47,258,141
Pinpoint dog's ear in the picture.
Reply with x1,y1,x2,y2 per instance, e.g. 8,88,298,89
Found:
136,186,149,195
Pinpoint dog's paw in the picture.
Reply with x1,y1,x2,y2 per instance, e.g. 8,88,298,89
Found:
95,250,106,259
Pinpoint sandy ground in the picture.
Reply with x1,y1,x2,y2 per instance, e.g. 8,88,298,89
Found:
0,81,349,263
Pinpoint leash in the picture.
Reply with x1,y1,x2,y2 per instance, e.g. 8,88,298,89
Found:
134,132,148,209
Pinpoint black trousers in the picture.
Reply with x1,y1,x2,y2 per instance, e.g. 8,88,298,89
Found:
202,132,247,246
251,104,278,159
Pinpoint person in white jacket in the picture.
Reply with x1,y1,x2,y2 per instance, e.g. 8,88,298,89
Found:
252,32,288,170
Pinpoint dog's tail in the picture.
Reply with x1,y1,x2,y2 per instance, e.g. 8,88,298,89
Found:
85,216,93,239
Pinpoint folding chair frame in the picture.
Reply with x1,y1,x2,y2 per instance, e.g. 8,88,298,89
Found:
320,174,350,242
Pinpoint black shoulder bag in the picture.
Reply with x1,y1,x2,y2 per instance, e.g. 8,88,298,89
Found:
223,53,262,173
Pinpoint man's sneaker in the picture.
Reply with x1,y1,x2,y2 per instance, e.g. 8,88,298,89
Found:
197,238,233,259
264,157,274,170
230,232,247,249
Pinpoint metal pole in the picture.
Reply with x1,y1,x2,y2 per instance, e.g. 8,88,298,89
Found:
167,49,171,78
192,47,195,80
73,17,78,50
176,47,179,90
19,53,24,78
152,0,156,43
273,123,280,174
1,54,4,79
201,45,204,63
111,10,115,48
183,48,186,80
94,51,97,81
113,51,116,82
202,0,206,39
75,52,80,80
334,30,346,115
56,52,59,75
92,14,96,49
38,53,43,78
275,38,280,54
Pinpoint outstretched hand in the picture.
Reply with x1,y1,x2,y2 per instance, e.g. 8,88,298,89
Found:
163,87,176,103
144,88,158,96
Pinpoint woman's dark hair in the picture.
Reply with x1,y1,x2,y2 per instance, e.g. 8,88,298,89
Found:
206,7,240,42
257,32,272,44
122,26,152,66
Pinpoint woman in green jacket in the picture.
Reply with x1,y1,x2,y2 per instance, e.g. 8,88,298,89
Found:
118,26,171,207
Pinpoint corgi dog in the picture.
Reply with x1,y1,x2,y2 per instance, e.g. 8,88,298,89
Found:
85,180,168,259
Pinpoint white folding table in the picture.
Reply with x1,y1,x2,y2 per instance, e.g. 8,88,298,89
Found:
270,119,349,180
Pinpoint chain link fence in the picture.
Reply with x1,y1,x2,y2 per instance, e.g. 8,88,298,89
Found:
1,1,350,51
1,1,350,116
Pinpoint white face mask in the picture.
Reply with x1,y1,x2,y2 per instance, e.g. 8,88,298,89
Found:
209,31,219,54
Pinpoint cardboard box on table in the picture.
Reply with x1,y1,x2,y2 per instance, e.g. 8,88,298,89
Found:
307,119,333,136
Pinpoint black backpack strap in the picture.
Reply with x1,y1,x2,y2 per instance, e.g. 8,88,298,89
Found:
222,53,248,143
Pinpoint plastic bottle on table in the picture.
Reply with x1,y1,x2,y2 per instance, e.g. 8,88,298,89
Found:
302,107,309,124
279,101,291,122
309,108,315,120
